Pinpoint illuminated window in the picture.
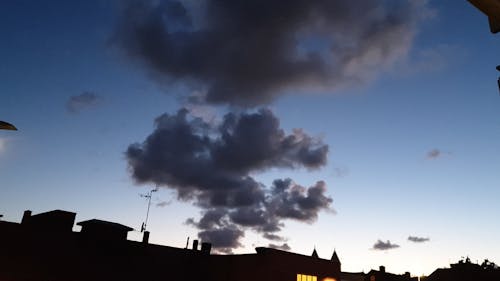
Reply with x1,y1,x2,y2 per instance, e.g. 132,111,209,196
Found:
322,278,336,281
297,274,318,281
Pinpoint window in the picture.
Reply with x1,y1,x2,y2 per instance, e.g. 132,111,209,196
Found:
297,274,317,281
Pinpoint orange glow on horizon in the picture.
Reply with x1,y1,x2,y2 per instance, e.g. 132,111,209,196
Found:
322,278,337,281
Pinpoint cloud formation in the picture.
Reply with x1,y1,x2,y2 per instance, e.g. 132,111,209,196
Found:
66,92,101,113
113,0,428,106
268,243,291,251
126,108,332,252
372,240,400,251
408,236,430,243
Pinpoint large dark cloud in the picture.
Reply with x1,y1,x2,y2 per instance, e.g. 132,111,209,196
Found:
113,0,428,106
127,108,332,252
372,240,400,251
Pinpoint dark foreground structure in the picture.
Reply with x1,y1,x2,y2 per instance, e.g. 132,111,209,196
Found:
8,209,490,281
364,266,417,281
0,209,342,281
424,257,500,281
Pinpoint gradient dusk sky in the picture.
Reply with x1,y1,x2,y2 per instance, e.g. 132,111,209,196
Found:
1,0,499,277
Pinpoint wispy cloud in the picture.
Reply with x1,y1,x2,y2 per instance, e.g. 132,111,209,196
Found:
66,92,102,113
427,149,441,159
408,236,430,243
156,201,170,208
427,148,451,159
268,243,291,251
372,240,400,251
332,166,349,178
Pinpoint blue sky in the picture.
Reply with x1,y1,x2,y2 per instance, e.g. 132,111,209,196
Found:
1,0,499,276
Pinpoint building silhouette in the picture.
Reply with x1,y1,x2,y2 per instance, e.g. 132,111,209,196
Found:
425,257,500,281
0,209,342,281
364,266,417,281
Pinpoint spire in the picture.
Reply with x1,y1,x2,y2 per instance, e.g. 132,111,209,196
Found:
312,247,319,258
331,249,340,264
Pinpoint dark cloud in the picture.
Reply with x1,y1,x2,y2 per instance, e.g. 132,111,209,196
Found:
127,108,332,252
408,236,430,243
198,227,244,254
268,243,291,251
66,92,101,113
113,0,428,106
372,240,400,251
427,149,441,159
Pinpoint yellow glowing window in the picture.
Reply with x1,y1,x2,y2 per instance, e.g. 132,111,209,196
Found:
297,274,318,281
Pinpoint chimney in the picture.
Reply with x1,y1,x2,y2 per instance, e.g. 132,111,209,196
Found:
142,231,150,244
379,266,385,273
201,242,212,255
21,210,32,225
192,239,199,251
404,272,410,279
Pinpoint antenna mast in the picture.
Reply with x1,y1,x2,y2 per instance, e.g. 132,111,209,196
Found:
140,187,158,232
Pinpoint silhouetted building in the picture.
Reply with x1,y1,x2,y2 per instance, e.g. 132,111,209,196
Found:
341,271,365,281
21,209,76,233
426,257,500,281
365,266,417,281
77,219,133,241
0,209,341,281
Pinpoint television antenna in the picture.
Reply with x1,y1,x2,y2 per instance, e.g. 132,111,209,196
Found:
140,186,158,232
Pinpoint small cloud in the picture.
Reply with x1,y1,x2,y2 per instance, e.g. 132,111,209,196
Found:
408,236,430,243
268,243,291,251
372,240,400,251
66,92,102,113
156,201,170,207
332,166,349,178
426,148,451,159
427,149,441,159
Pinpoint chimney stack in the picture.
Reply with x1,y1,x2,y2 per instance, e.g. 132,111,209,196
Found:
379,266,385,273
192,239,199,251
201,242,212,255
142,231,150,244
21,210,32,225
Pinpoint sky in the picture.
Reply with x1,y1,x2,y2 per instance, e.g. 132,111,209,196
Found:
1,0,500,277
